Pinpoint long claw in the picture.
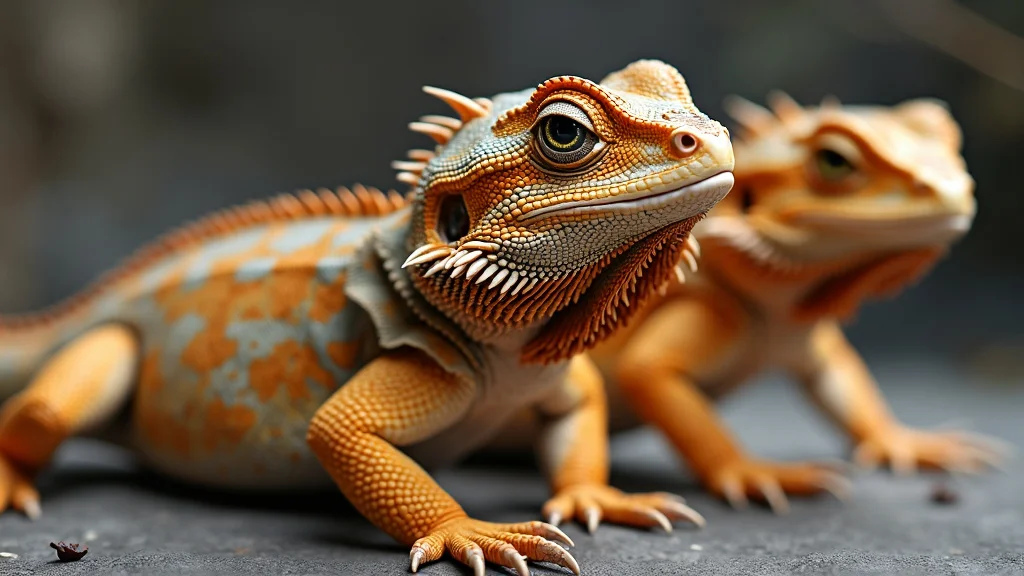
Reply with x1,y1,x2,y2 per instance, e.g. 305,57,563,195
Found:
721,477,748,510
651,491,688,504
658,500,706,528
647,509,673,533
22,498,41,521
946,431,1016,457
410,548,425,573
546,511,562,527
530,521,574,548
504,548,530,576
815,474,853,503
555,549,582,576
754,477,789,515
584,507,601,534
537,541,580,575
468,551,485,576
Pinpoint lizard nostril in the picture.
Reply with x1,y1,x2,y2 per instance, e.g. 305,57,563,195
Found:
671,129,700,157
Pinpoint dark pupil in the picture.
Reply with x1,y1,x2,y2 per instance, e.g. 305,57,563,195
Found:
546,116,582,148
439,195,469,243
819,149,848,168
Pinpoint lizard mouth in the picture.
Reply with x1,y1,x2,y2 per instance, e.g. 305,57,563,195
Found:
518,171,735,223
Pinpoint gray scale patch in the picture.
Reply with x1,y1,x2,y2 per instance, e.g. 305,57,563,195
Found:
234,257,278,282
180,227,271,287
225,319,302,359
269,220,338,254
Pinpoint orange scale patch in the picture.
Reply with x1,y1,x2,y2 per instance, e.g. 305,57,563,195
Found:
249,341,337,403
326,340,361,370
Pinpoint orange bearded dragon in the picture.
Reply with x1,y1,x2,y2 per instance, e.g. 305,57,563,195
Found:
578,92,1008,514
0,60,735,575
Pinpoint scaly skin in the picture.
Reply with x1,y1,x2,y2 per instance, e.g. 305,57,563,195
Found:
584,93,1010,514
0,60,734,574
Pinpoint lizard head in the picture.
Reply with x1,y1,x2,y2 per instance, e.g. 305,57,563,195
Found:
397,60,735,362
706,93,975,260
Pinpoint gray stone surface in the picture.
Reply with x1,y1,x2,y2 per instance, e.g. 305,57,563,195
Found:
0,360,1022,575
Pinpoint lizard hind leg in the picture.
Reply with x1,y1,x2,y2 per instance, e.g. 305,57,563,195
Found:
0,323,139,518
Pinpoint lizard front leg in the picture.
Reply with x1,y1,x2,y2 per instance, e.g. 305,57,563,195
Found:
537,354,706,534
796,322,1009,474
0,324,139,518
615,298,848,514
306,347,578,576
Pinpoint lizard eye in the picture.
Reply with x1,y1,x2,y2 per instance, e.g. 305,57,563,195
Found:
814,148,856,182
533,102,602,170
437,194,469,244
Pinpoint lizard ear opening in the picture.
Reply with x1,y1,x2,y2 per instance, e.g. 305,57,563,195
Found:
437,194,470,244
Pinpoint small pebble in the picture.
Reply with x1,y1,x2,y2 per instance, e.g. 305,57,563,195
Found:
690,544,703,551
0,552,18,559
83,530,98,542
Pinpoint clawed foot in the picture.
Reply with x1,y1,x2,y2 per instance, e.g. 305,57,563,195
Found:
0,455,40,519
707,458,851,515
542,483,705,534
853,426,1012,475
409,518,578,576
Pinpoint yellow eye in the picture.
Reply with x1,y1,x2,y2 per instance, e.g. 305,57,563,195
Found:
536,115,599,167
814,148,856,181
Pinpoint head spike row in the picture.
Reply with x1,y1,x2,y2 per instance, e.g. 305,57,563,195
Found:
765,90,805,128
391,160,428,173
422,86,490,123
821,94,841,109
420,114,463,131
396,171,421,186
723,94,778,137
409,121,454,145
407,149,436,161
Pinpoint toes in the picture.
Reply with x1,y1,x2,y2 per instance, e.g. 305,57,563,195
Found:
582,506,601,534
500,520,575,548
541,495,573,528
410,533,445,573
943,431,1015,458
718,476,748,510
570,495,602,534
650,499,706,528
600,502,674,533
497,532,580,576
810,473,854,503
476,536,529,576
852,442,883,471
454,540,486,576
752,475,789,515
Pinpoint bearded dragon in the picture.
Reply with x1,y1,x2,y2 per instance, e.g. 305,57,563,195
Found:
0,60,735,575
571,92,1008,514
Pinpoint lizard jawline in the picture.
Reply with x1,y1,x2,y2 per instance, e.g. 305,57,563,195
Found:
520,214,704,364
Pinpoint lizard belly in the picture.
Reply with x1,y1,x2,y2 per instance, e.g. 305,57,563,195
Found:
119,218,384,489
405,349,571,470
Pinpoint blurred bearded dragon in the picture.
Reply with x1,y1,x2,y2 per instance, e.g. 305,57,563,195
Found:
497,91,1009,516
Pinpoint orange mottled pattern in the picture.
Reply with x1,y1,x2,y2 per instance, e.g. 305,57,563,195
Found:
123,216,390,487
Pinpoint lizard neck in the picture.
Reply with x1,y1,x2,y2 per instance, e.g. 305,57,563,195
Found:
403,216,704,364
697,216,946,324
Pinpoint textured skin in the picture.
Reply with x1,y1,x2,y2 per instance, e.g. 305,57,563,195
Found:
583,94,1009,513
0,60,734,575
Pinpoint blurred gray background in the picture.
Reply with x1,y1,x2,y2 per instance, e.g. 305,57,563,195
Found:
0,0,1021,376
